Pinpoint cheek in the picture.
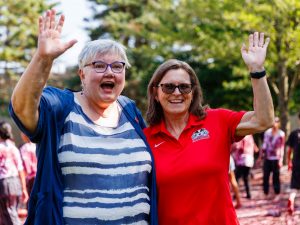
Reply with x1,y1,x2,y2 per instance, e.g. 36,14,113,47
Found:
156,91,164,102
187,95,193,107
118,74,126,83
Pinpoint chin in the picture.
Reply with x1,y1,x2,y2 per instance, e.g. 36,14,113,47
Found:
165,109,188,116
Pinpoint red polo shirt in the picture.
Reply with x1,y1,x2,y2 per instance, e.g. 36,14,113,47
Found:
144,108,245,225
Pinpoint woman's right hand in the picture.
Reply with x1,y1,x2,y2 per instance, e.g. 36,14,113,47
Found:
37,9,77,60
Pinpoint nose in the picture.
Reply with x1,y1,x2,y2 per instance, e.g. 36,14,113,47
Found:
173,87,181,95
103,66,115,77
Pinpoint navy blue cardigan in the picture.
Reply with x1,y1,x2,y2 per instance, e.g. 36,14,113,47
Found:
9,87,158,225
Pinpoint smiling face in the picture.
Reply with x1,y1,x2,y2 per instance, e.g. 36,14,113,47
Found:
156,68,193,118
79,54,125,109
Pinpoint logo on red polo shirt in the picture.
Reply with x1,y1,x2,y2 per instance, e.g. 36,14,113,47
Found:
191,128,210,142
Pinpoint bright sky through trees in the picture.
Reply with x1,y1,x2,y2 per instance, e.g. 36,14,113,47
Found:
52,0,92,67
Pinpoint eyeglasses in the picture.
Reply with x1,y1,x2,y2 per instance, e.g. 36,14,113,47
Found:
156,83,193,94
84,61,125,73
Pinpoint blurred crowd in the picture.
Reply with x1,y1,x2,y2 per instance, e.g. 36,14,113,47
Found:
0,121,37,225
229,114,300,216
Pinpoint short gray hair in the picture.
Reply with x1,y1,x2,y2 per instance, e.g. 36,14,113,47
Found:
78,39,131,69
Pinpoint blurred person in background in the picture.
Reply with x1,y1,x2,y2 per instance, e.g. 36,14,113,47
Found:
231,134,259,199
286,112,300,214
19,132,37,197
261,116,285,200
0,121,28,225
229,155,242,209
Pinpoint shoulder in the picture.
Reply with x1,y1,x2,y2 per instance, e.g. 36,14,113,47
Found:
117,95,138,111
264,128,272,134
117,95,137,109
42,87,74,103
206,108,245,117
279,129,285,137
205,108,245,124
40,87,75,115
143,122,161,136
7,140,19,152
289,129,299,137
143,127,151,136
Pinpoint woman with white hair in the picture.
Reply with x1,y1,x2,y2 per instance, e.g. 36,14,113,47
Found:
10,9,157,225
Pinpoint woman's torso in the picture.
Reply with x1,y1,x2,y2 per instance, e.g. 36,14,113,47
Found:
144,109,243,225
58,96,152,224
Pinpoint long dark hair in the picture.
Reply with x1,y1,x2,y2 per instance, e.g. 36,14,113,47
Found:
146,59,208,125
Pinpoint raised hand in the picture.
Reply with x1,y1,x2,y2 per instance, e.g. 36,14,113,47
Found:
37,9,77,60
241,32,270,72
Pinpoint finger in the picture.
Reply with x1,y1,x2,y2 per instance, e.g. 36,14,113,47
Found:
258,32,264,47
50,9,56,29
249,34,254,47
44,10,51,31
38,16,43,34
56,14,65,33
240,43,247,54
263,37,270,48
253,32,259,47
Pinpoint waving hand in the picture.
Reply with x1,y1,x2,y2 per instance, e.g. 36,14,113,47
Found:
37,9,77,59
241,32,270,72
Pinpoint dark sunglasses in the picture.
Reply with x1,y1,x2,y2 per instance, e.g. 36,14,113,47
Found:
156,83,193,94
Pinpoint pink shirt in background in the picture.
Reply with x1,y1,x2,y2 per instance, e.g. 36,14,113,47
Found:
262,128,285,162
19,142,37,180
231,135,257,168
0,139,24,179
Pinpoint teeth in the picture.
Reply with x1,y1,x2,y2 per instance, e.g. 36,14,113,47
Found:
170,100,183,103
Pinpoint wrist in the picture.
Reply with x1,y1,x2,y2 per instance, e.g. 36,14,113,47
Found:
248,66,265,73
250,70,266,79
34,52,55,64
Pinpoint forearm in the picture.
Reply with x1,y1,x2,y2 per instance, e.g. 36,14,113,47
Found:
251,76,274,131
236,79,274,136
11,52,53,133
18,170,27,192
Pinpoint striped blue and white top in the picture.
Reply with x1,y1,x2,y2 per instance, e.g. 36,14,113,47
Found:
58,97,152,225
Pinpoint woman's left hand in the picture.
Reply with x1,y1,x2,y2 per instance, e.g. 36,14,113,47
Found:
241,32,270,72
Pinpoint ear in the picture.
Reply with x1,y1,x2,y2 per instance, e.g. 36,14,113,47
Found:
78,68,85,80
155,93,159,103
153,86,159,102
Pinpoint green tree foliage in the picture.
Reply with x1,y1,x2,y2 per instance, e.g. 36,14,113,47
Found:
85,0,257,114
86,0,300,135
222,0,300,135
0,0,50,115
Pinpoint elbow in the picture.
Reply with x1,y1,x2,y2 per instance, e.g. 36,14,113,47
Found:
11,93,26,118
10,92,38,133
258,114,274,132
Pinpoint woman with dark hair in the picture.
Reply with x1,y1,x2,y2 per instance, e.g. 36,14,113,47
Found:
0,121,28,225
144,32,274,224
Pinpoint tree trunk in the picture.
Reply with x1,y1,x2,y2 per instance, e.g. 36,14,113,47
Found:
277,61,290,164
